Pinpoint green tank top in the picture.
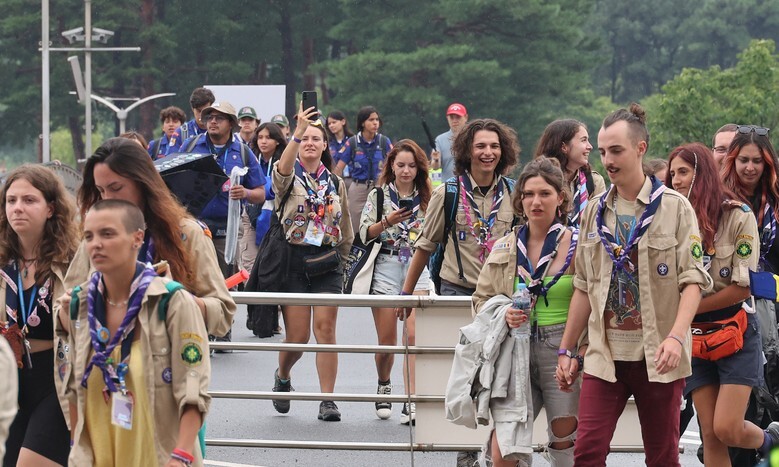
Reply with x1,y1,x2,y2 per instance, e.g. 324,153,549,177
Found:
513,275,574,326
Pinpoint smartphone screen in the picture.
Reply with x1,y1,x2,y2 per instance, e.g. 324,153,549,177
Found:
399,199,414,212
302,91,318,121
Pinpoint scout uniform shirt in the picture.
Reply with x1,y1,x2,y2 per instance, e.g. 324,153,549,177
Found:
702,202,759,298
62,218,236,338
415,174,516,288
272,162,355,261
574,176,713,383
65,276,211,467
358,184,426,249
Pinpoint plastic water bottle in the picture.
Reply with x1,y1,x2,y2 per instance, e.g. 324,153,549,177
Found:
511,283,531,337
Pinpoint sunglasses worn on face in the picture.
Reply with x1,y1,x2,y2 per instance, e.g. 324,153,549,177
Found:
737,125,770,136
205,114,229,123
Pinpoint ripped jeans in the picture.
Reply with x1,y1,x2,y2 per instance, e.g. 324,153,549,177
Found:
530,323,578,467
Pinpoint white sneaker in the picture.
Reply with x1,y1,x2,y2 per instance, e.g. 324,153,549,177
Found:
375,383,392,420
400,402,416,425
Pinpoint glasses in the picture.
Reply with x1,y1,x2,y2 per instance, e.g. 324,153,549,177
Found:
204,114,229,123
737,125,770,136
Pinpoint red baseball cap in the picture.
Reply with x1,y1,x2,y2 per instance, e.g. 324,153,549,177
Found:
446,103,467,117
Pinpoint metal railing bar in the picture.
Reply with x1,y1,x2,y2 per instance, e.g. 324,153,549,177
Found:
204,439,658,453
207,342,453,354
208,390,442,403
230,292,471,308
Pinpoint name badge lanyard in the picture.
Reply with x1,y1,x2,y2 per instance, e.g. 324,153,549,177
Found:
460,174,505,262
15,271,38,368
388,183,420,263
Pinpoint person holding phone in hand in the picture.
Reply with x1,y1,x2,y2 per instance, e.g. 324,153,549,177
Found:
358,139,432,425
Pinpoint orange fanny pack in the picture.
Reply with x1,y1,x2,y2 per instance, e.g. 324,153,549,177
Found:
690,308,747,361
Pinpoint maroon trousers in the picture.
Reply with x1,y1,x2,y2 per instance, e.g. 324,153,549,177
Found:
574,360,685,467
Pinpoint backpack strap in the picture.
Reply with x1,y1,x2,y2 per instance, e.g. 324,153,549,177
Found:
158,281,186,321
443,178,465,282
329,174,341,193
584,169,595,196
69,285,82,320
184,135,199,153
375,186,384,220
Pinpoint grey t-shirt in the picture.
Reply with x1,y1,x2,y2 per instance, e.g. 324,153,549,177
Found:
435,130,455,182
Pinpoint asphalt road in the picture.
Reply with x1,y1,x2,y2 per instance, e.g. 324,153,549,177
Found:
203,304,705,467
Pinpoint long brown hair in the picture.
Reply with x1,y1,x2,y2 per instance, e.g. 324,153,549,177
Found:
378,139,432,211
721,129,779,224
0,164,79,283
78,137,196,291
512,157,571,223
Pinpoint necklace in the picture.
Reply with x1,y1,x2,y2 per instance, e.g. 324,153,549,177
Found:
18,258,37,279
106,296,129,307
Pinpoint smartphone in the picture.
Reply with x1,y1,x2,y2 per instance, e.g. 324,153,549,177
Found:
301,91,318,121
399,199,414,212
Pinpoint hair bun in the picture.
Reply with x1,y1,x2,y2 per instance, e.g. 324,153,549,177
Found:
629,103,646,124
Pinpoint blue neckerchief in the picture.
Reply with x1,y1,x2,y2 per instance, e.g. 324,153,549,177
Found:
760,202,777,266
138,231,154,264
595,175,665,281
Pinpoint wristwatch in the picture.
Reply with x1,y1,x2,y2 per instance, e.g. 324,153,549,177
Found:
557,348,574,358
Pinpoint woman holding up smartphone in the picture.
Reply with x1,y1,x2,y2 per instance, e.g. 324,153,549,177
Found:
270,103,353,422
358,139,431,425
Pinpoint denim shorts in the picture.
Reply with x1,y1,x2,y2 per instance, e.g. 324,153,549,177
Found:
370,252,430,295
530,323,580,442
685,311,765,395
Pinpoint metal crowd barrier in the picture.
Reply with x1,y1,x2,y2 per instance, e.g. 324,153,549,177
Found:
206,292,648,459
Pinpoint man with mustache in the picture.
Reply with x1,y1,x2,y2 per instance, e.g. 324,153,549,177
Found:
556,103,713,466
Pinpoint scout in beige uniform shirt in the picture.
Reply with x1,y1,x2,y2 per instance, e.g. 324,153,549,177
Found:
272,162,354,261
65,276,211,467
414,173,516,288
574,176,713,383
702,202,758,296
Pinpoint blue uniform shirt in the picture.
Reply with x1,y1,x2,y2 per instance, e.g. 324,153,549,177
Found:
337,133,392,182
166,119,206,155
147,133,173,159
185,133,266,221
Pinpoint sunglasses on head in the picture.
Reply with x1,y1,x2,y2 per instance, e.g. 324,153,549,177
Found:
737,125,770,136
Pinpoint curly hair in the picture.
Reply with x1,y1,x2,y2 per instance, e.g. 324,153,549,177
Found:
378,139,432,212
0,164,78,284
512,157,570,223
452,119,520,177
78,137,196,291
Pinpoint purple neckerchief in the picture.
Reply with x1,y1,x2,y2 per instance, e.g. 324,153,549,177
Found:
569,169,588,228
760,202,776,266
595,175,665,281
138,233,155,264
81,262,156,392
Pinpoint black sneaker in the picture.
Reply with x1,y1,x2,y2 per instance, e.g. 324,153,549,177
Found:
375,382,392,420
318,401,341,421
212,329,232,354
400,402,416,426
272,369,292,414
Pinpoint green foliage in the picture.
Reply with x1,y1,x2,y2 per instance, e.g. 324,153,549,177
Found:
647,39,779,157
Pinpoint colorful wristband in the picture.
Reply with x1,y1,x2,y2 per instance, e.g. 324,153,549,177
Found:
557,348,574,358
292,135,302,144
400,290,411,296
172,448,194,463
